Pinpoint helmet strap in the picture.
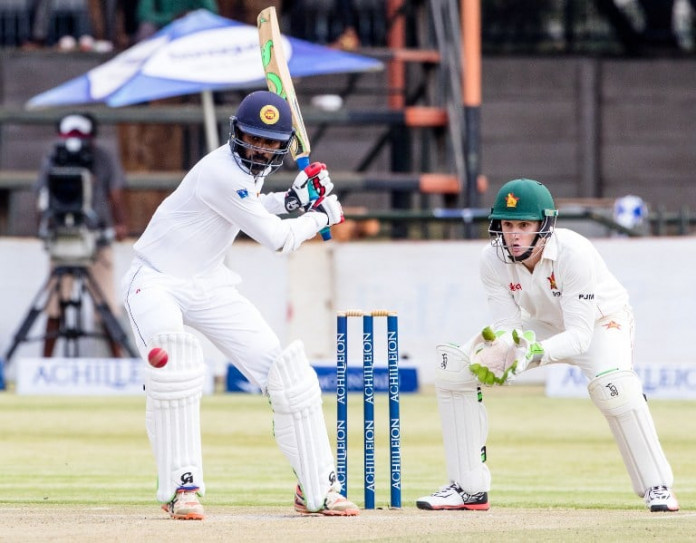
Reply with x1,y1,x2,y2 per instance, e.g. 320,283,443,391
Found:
504,234,541,262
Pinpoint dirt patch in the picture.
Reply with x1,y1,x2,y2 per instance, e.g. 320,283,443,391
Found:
2,505,692,542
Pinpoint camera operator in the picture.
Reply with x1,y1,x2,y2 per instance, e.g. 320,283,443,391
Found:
35,112,128,357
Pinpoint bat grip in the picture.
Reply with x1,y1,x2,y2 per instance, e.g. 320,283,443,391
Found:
297,157,332,241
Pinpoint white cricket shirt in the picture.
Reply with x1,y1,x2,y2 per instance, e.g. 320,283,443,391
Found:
480,228,630,362
133,145,327,278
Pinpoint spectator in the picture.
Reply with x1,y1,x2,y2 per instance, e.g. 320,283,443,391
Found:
218,0,282,26
135,0,219,42
28,0,94,49
331,0,360,50
118,0,140,46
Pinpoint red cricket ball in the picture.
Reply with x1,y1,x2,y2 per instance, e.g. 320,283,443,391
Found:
147,347,168,368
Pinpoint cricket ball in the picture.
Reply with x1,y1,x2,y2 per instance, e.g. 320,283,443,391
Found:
147,348,168,368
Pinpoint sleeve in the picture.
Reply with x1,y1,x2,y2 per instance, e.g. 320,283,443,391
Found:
96,147,126,191
197,168,327,252
479,246,523,331
538,246,597,363
258,191,287,215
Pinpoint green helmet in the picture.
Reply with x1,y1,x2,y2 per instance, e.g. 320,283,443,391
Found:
489,178,557,221
488,179,558,262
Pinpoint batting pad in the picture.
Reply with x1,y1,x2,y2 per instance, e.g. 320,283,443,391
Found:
588,369,673,496
145,332,206,503
435,344,491,493
267,340,336,512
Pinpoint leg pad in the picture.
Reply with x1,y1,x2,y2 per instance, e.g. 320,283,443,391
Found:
588,369,673,496
145,332,206,502
435,343,491,493
267,340,336,512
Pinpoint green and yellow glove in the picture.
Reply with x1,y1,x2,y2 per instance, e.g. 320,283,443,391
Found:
510,329,544,374
469,327,544,386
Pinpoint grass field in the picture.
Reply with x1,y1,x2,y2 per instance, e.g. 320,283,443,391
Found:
0,385,694,542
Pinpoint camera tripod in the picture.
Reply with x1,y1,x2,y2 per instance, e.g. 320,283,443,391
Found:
3,264,137,363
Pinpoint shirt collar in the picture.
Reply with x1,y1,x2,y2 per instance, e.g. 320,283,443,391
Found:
541,232,559,261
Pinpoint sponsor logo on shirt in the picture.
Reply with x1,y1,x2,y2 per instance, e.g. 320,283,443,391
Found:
509,282,522,291
236,188,249,199
578,293,595,300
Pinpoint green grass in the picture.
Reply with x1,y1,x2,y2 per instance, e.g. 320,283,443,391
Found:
0,385,693,512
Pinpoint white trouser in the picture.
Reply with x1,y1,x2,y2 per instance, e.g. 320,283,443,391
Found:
523,308,634,380
122,260,339,506
122,260,282,389
525,308,673,496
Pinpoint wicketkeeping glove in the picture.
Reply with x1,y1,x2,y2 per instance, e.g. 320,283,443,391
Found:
284,162,333,212
468,326,516,385
510,329,544,374
309,194,344,227
468,327,544,385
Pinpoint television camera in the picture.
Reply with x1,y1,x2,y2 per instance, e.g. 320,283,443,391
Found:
1,117,137,363
37,142,103,266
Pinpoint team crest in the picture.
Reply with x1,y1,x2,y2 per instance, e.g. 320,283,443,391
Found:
603,321,622,331
547,272,558,290
236,188,249,199
505,192,519,208
260,105,280,125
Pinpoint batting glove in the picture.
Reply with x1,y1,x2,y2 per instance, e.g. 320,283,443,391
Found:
284,162,333,212
309,194,344,227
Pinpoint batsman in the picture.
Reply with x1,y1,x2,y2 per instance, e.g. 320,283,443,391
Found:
121,90,356,519
417,178,679,513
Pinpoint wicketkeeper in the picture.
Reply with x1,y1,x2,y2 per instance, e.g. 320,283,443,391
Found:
417,178,679,513
122,91,357,519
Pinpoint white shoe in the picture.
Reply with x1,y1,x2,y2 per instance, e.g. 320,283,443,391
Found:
416,483,489,511
161,486,205,520
294,484,359,516
644,485,679,512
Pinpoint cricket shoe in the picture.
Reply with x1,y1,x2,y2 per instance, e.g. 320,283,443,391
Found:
294,484,359,516
416,483,489,511
644,485,679,512
162,486,205,520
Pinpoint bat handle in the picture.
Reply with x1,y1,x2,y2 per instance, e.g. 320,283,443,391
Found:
297,156,332,241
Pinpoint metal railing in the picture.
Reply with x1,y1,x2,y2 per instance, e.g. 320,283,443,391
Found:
1,167,694,239
342,207,696,239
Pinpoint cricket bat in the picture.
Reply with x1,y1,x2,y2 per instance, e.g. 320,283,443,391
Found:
257,6,331,241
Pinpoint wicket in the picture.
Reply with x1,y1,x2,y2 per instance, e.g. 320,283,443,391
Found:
336,310,401,509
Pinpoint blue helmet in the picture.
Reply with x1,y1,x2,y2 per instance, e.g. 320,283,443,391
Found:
229,91,295,175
